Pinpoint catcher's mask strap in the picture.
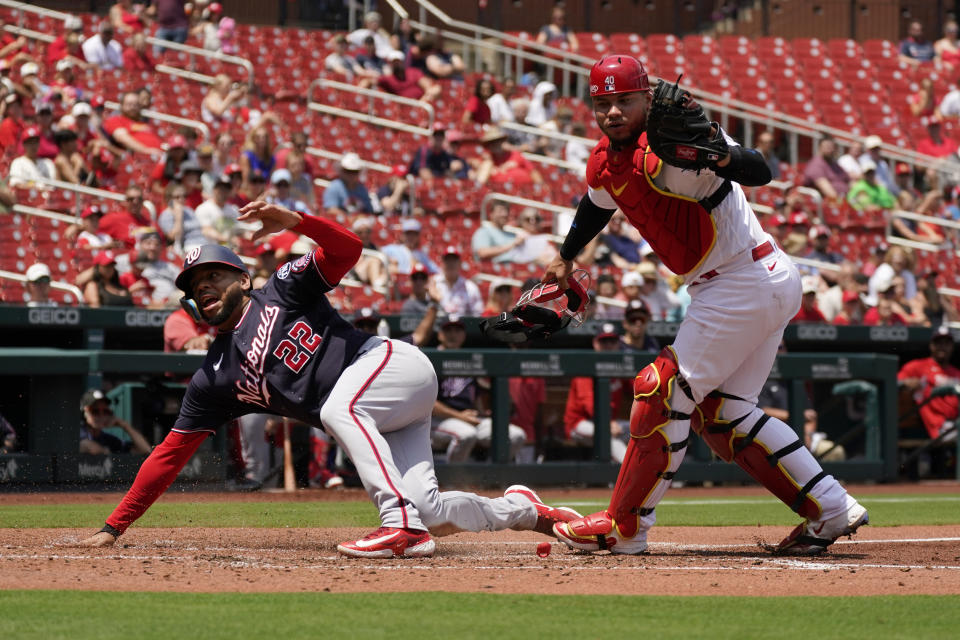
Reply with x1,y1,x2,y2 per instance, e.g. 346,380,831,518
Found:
698,179,731,212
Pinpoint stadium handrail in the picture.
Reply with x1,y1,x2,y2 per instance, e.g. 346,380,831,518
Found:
12,203,75,225
0,0,254,85
0,268,84,303
307,77,435,131
18,176,158,220
888,208,960,255
390,0,593,95
398,0,942,172
103,100,210,139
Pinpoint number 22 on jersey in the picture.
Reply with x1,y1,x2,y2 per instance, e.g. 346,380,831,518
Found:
273,321,322,373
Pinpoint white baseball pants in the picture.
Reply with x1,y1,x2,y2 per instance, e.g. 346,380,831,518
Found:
319,337,536,533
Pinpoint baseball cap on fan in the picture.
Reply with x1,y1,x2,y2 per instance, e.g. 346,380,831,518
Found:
801,275,819,295
596,322,620,340
932,325,955,343
340,152,363,171
80,389,109,411
25,263,51,282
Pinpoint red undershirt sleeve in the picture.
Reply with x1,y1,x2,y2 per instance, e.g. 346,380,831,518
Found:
104,430,208,534
291,213,363,286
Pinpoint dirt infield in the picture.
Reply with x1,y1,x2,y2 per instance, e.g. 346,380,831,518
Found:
2,484,959,596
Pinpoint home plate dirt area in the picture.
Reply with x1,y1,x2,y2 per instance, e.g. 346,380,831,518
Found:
1,486,959,596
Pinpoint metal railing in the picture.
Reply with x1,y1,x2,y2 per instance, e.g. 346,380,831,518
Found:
19,177,157,220
887,209,960,254
0,0,253,85
307,77,435,132
103,100,210,139
396,0,944,175
0,269,83,303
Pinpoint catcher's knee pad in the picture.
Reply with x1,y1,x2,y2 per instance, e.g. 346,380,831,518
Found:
607,425,689,538
630,346,695,438
695,395,824,521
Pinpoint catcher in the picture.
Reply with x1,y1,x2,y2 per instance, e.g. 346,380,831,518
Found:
542,55,868,555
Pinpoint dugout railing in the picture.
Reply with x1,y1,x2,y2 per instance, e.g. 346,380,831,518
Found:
0,346,904,487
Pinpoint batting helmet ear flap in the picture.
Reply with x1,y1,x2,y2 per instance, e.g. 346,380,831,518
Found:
180,296,205,324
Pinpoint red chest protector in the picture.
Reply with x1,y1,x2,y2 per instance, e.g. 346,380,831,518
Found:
587,133,727,275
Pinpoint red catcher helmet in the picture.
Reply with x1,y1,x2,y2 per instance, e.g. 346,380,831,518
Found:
589,54,650,97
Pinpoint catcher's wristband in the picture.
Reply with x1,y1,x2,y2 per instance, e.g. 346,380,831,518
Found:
99,523,122,539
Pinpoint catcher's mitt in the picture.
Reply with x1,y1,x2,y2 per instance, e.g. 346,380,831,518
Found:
480,271,591,344
646,75,728,170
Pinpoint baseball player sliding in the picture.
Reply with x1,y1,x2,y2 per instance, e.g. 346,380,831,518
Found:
79,201,580,558
543,54,868,555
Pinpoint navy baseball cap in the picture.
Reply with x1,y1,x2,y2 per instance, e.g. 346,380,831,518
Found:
175,244,248,294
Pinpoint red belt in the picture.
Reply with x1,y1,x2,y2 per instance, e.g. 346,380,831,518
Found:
694,241,774,283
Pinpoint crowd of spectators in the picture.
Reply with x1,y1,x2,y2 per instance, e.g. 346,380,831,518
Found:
2,7,960,465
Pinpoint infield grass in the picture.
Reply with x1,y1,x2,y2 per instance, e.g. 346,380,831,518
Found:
0,591,957,640
0,493,958,528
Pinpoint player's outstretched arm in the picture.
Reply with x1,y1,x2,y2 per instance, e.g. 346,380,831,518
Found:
77,430,209,546
544,194,615,289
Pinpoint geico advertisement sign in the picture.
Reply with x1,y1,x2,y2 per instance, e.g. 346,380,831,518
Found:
28,308,81,325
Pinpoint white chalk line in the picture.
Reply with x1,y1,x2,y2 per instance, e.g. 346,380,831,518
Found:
1,535,958,573
559,496,960,508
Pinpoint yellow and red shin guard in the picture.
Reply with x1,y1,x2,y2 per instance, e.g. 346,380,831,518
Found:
602,347,694,539
695,395,824,521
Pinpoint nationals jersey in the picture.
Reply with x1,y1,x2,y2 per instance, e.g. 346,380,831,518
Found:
172,251,373,433
586,130,768,281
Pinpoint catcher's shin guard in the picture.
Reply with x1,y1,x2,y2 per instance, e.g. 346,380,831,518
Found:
606,423,690,538
630,346,695,438
695,394,826,521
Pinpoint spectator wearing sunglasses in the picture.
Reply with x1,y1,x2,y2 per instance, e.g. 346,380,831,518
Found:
79,389,151,455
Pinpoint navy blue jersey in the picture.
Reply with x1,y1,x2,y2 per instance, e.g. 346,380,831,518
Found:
437,376,476,412
173,251,373,433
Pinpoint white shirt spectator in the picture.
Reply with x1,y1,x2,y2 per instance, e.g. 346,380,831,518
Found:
836,152,863,180
346,29,396,59
487,93,515,124
82,35,124,70
195,198,241,237
76,230,113,250
939,88,960,119
432,274,483,316
511,233,553,264
8,155,56,187
141,259,180,304
565,138,591,176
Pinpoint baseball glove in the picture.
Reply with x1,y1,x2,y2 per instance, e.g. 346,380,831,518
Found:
480,271,591,344
646,75,728,170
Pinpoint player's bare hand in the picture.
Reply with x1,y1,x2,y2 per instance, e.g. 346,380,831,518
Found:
238,200,304,240
541,253,573,290
78,531,117,547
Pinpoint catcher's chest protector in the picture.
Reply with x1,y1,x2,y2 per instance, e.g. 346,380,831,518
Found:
587,133,717,275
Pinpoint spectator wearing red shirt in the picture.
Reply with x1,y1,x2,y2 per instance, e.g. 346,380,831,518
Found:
898,326,960,439
75,205,117,252
916,120,955,158
462,77,494,126
792,275,827,323
563,324,632,462
163,307,216,352
98,186,155,248
476,127,543,187
377,50,440,102
509,372,546,461
0,93,25,152
863,297,908,326
832,291,863,325
102,91,163,156
149,134,189,195
0,16,27,63
122,33,155,72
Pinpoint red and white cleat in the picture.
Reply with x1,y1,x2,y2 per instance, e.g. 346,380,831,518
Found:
553,510,648,555
775,497,869,555
504,485,582,536
337,527,436,558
